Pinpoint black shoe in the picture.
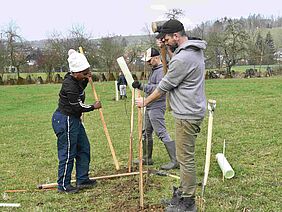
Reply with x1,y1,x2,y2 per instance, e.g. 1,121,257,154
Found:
77,179,97,189
58,185,79,194
165,197,197,212
161,186,182,206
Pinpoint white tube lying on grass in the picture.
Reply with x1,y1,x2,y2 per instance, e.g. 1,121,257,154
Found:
216,153,235,179
0,203,21,207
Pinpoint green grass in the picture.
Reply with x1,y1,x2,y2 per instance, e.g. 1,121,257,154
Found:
0,77,281,211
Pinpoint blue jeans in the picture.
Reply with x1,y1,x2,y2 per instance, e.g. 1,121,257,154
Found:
52,110,90,189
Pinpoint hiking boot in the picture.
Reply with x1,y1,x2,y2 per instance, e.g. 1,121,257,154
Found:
165,196,197,212
77,179,97,189
58,185,79,194
161,186,182,206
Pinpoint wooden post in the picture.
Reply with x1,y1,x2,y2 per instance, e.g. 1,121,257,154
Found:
79,46,120,171
160,46,168,74
37,171,148,189
137,90,144,208
128,89,135,172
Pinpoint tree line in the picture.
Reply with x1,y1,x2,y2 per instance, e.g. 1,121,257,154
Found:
0,12,282,81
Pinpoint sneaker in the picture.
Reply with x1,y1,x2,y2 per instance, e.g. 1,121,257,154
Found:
58,185,79,194
77,179,97,189
165,197,197,212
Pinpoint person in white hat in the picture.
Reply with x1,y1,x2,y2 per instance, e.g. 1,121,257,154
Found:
51,49,101,193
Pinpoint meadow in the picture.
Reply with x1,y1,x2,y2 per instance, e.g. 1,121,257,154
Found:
0,76,281,211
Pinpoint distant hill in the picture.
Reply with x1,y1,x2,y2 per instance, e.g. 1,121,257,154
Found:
28,39,48,49
28,27,282,49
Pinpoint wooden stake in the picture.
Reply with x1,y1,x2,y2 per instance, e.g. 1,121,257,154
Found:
128,89,135,172
37,171,147,190
160,46,168,74
222,139,226,182
137,90,144,208
79,47,120,171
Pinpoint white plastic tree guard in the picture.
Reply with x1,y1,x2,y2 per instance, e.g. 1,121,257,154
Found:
216,153,235,179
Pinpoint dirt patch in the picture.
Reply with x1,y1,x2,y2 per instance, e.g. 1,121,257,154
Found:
97,167,165,211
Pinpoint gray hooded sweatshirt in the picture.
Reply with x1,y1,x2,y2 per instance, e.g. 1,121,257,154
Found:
157,40,207,120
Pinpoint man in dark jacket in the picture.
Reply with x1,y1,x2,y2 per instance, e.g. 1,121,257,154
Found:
132,47,178,170
117,71,127,99
52,49,101,193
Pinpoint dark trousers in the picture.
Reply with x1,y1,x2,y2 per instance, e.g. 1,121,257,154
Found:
144,108,172,144
52,111,90,189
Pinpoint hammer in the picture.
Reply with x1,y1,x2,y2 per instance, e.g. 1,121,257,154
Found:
151,21,166,33
149,169,180,180
151,20,168,74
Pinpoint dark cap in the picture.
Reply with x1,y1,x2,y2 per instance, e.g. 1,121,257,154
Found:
141,47,160,62
156,19,184,39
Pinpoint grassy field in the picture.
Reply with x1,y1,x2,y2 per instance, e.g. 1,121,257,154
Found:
0,76,281,211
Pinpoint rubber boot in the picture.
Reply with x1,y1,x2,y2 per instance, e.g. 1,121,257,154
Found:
161,141,179,170
133,138,153,165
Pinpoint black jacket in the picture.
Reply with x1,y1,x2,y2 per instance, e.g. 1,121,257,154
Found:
57,72,94,118
117,74,127,86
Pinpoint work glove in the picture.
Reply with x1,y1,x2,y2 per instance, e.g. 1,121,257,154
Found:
93,101,102,109
132,80,141,89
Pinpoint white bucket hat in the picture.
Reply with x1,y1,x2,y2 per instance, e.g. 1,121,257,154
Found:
67,49,90,73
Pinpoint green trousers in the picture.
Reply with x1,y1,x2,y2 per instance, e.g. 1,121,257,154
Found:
175,118,203,197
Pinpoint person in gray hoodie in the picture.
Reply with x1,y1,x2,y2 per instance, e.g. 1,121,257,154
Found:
132,47,178,170
136,19,207,212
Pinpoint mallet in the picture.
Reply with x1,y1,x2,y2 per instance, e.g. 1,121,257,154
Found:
149,169,180,180
152,20,168,74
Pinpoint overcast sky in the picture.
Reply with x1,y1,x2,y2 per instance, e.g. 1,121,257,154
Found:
1,0,281,41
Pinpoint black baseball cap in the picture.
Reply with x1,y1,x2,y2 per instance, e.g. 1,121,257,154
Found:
156,19,184,39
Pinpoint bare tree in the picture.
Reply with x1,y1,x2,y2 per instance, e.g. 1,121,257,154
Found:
165,8,184,20
205,18,250,75
3,21,31,79
67,24,98,70
0,32,7,78
97,35,125,73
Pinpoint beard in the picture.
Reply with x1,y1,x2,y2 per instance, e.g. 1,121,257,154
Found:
168,41,178,52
